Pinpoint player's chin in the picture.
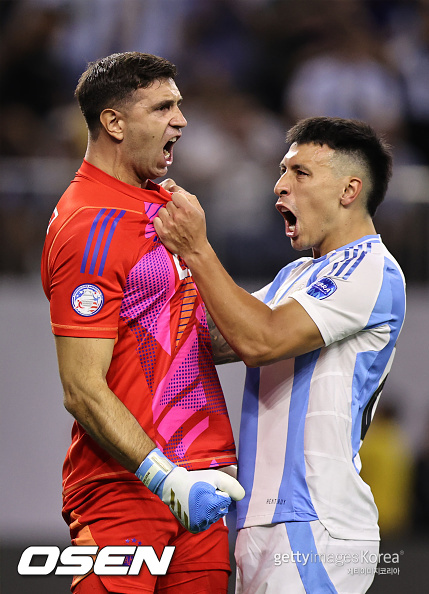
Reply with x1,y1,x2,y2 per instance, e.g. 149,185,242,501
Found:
289,236,307,252
149,165,169,181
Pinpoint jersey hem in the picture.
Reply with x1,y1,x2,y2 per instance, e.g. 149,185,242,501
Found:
52,323,118,338
237,516,380,541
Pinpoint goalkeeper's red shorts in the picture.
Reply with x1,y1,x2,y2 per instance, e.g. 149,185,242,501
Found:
63,479,231,593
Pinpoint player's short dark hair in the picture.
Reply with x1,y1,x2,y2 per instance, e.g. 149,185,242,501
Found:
286,116,392,217
75,52,177,137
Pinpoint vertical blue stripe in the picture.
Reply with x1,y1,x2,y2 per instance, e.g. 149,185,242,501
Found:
98,210,126,275
89,209,117,275
286,522,338,593
236,367,261,529
350,257,406,460
80,209,106,273
273,351,320,522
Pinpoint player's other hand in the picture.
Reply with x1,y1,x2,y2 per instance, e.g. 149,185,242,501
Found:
136,448,245,533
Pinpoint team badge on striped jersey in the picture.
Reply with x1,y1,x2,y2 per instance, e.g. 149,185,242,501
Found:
307,277,337,300
71,284,104,316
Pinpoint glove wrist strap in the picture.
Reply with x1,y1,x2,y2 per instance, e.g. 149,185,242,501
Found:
135,448,176,495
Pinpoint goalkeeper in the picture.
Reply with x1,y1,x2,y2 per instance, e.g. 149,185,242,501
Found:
41,52,244,594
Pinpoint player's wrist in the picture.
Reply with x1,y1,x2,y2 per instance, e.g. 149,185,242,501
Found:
182,240,215,273
135,448,176,497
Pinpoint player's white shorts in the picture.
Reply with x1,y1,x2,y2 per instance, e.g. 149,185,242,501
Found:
235,520,379,594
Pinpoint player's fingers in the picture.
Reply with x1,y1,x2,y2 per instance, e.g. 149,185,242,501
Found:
160,178,176,191
153,206,176,237
186,193,203,210
170,191,204,216
161,178,190,198
170,190,192,207
214,473,245,501
155,204,171,223
164,200,179,216
153,216,164,236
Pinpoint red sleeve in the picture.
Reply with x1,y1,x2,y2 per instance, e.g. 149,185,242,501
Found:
47,207,141,338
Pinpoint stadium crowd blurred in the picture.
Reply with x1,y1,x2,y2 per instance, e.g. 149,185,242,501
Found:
1,0,429,540
1,0,429,280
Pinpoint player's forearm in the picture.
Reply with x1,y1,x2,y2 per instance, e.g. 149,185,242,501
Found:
62,378,154,473
55,335,155,472
184,242,279,367
206,309,241,365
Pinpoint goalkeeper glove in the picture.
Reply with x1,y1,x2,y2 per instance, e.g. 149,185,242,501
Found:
136,448,245,533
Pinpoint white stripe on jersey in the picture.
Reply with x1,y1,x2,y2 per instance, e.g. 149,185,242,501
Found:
245,360,294,521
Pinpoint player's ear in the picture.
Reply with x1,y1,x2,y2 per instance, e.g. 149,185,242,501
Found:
99,108,124,141
340,177,362,207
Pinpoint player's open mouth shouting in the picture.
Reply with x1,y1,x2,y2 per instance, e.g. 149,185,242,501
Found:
163,135,180,167
277,205,298,238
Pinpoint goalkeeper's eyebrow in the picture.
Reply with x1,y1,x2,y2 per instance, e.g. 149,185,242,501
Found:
151,97,183,112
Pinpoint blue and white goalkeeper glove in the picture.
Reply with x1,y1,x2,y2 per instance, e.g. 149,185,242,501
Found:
136,448,245,533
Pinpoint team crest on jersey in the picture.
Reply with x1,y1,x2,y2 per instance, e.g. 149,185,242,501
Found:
71,284,104,316
307,277,337,300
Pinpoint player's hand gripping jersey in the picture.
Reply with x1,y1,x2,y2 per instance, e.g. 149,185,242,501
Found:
41,160,237,500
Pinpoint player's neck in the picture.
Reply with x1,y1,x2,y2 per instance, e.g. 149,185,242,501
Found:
312,217,377,259
84,144,149,189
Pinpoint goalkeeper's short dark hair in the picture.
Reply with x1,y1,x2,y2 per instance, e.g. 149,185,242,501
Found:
75,52,177,138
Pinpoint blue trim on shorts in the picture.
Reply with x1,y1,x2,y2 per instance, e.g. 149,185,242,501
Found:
285,522,338,593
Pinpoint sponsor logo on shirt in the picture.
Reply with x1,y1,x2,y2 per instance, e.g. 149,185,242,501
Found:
71,284,104,316
307,277,337,300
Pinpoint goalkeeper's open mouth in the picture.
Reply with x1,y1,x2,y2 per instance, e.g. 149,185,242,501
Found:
162,135,180,167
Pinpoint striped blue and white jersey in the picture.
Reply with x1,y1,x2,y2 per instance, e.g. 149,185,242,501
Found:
236,235,406,541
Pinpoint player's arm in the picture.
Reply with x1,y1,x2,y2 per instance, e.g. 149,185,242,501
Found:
154,186,325,367
55,335,154,471
206,309,241,365
55,334,244,532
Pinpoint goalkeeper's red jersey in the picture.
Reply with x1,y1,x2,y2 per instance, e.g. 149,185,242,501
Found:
41,160,237,498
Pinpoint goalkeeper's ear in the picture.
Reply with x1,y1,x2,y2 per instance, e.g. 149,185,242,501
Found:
100,108,124,141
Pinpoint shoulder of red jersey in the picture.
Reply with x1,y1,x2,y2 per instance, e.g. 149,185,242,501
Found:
41,161,170,301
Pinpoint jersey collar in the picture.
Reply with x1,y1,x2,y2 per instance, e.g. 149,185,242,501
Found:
79,159,172,203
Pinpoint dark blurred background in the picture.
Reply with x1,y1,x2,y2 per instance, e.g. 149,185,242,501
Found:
1,0,428,592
